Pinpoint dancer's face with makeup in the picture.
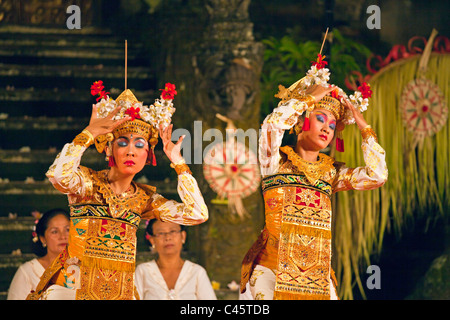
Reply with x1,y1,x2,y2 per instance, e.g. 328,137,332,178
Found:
299,108,336,151
107,133,149,175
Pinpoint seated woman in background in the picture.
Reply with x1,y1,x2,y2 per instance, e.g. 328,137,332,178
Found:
135,219,217,300
7,209,70,300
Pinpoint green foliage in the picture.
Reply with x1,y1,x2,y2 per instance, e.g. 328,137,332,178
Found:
260,29,373,120
143,0,162,13
329,29,373,92
260,36,319,117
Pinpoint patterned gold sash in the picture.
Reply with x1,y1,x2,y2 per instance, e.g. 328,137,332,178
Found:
274,190,332,299
265,173,334,298
27,168,155,300
240,147,337,299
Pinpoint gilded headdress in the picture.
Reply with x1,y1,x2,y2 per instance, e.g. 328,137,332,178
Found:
275,53,373,152
91,81,177,165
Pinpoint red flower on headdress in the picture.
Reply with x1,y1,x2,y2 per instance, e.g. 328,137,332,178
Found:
331,88,342,100
91,81,104,95
90,80,110,102
160,83,177,100
312,54,328,69
125,106,141,121
358,82,373,99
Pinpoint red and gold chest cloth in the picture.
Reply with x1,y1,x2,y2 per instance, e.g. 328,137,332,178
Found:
242,146,337,300
67,168,152,300
29,168,155,300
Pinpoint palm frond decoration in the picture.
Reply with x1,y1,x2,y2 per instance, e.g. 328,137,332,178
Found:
334,52,450,299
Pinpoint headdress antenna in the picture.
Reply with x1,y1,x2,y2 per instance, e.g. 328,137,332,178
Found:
125,40,128,91
319,27,329,56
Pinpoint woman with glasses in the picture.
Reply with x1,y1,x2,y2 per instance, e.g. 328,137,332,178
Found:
135,219,217,300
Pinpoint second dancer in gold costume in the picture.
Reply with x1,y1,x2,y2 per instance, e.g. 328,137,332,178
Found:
28,82,208,300
240,54,388,300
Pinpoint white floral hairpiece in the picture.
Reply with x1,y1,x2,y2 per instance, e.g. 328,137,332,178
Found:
296,54,373,125
92,81,177,130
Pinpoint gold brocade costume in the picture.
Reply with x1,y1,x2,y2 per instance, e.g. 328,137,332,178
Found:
27,132,208,300
252,147,335,299
28,168,152,300
240,98,388,300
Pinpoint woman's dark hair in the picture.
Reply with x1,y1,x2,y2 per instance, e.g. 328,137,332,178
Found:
31,208,70,257
145,219,186,236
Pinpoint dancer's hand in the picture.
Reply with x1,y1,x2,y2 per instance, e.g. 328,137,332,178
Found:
159,124,185,164
85,105,131,139
342,98,368,130
304,84,335,103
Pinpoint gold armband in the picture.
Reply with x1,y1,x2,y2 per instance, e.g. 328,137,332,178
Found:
360,125,378,143
170,159,192,175
73,130,94,147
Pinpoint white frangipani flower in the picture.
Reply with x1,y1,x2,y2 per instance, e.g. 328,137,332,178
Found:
299,61,371,125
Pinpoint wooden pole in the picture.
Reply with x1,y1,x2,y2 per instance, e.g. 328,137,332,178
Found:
125,40,128,90
319,27,329,56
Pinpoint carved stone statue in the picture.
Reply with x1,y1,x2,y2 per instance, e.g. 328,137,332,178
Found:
194,0,264,127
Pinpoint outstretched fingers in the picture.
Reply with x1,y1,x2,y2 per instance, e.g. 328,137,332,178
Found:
159,124,173,142
175,134,185,147
343,98,357,113
108,106,131,129
343,98,367,129
89,104,99,123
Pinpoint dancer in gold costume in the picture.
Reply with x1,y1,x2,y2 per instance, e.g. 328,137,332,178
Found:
240,53,388,300
27,82,208,300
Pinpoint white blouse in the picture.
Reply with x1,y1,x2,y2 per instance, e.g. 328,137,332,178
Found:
7,259,45,300
135,260,217,300
46,136,209,226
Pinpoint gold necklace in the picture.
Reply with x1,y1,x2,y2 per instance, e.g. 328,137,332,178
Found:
280,146,334,185
106,171,133,197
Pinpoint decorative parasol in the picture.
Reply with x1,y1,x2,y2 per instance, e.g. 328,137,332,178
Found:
400,29,448,148
203,114,260,218
400,78,448,140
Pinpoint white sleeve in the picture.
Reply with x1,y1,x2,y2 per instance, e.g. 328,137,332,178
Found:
259,99,309,176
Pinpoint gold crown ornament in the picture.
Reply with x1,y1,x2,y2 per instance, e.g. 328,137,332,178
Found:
275,50,373,152
91,80,177,165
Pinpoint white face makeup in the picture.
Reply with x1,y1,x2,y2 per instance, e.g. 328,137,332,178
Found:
299,108,336,151
108,133,149,175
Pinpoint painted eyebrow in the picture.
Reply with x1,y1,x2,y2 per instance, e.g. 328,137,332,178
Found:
315,111,336,122
315,111,328,119
117,136,147,142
